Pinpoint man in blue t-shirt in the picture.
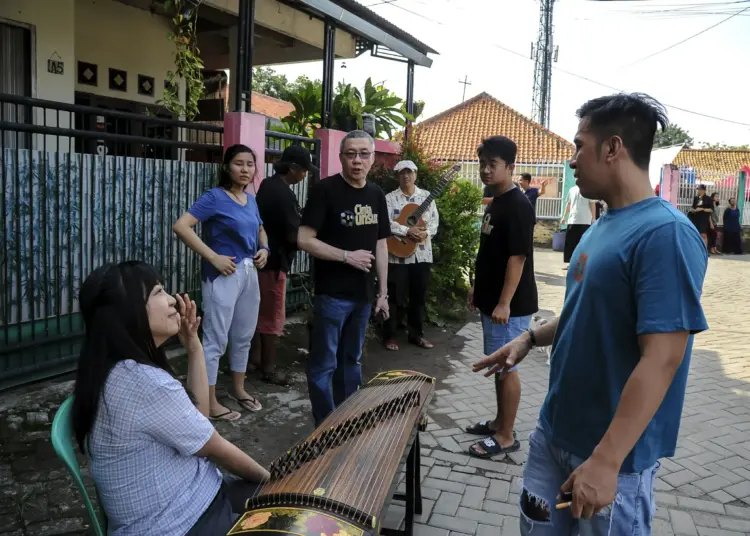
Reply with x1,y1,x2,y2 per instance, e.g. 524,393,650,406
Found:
473,93,708,536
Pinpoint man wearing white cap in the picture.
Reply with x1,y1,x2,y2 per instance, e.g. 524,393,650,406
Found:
383,159,439,351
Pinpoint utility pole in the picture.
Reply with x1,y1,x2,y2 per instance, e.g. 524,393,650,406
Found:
531,0,558,128
458,75,472,103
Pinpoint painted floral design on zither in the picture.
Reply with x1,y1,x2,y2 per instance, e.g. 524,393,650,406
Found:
240,511,272,529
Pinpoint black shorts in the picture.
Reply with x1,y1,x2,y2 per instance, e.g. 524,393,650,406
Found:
563,224,590,263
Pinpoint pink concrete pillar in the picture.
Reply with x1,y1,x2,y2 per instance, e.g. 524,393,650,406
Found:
661,164,680,207
314,128,347,178
223,112,266,194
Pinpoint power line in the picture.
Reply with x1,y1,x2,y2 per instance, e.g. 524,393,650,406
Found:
620,5,750,67
487,42,750,127
365,0,750,127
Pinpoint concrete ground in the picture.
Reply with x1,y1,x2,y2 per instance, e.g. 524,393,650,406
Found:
1,248,749,535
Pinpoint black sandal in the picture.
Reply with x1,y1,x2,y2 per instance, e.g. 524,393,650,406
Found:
469,437,520,459
466,420,517,440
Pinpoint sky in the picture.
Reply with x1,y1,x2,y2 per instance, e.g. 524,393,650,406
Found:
267,0,750,147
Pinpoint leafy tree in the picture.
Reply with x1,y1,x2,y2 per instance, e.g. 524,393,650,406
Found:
251,67,291,100
699,142,750,151
653,124,694,148
281,79,322,136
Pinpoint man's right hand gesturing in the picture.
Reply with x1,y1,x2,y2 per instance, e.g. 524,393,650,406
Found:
344,250,375,272
472,334,533,377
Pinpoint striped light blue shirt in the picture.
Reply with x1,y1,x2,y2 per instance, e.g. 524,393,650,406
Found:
88,360,222,535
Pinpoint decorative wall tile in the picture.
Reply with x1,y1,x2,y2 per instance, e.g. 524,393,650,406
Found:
109,68,127,92
77,61,98,86
138,75,155,97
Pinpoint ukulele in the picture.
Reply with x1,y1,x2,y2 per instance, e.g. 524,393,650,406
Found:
386,163,461,258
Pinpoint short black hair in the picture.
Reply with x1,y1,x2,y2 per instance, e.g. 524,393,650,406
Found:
697,184,707,191
477,136,517,165
520,173,532,182
576,93,668,171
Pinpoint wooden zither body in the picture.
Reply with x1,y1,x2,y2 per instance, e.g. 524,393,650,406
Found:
227,370,435,536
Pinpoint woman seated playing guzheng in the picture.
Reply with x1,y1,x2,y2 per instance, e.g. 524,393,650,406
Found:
70,261,270,536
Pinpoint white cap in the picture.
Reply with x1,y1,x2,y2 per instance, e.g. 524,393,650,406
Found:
394,160,418,172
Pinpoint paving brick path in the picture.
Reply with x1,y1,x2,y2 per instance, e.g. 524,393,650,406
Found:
387,250,750,536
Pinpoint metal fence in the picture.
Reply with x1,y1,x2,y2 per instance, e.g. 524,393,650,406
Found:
675,167,742,225
0,93,223,389
264,130,320,311
456,160,566,219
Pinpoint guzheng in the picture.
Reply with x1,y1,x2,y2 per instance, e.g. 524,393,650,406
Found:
227,370,435,536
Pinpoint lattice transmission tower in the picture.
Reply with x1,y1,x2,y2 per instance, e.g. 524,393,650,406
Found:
531,0,559,128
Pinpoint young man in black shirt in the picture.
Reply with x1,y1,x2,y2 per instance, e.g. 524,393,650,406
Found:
466,135,538,458
298,130,391,425
252,145,317,386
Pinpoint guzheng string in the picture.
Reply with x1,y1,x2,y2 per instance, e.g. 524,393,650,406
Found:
316,376,410,515
360,378,423,519
248,372,432,528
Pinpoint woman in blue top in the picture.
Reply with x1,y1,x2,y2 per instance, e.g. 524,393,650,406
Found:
174,144,269,420
722,197,743,254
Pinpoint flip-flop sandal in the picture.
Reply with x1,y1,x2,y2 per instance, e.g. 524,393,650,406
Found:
469,437,521,459
228,395,263,412
466,421,517,440
384,339,399,351
209,410,241,422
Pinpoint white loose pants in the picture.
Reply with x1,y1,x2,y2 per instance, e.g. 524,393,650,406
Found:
201,258,260,385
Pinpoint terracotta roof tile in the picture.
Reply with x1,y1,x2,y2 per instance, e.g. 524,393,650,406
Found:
414,92,574,164
673,148,750,175
250,92,294,120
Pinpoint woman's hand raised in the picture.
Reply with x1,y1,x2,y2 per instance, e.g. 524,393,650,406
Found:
176,293,201,348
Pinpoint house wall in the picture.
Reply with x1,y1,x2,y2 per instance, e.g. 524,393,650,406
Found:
0,0,76,103
74,0,181,106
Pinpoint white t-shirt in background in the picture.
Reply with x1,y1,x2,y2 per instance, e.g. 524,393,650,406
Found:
566,186,593,225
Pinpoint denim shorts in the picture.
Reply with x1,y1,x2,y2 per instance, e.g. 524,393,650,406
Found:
481,313,532,373
519,426,659,536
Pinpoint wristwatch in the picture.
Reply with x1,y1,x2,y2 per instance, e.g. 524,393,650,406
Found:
260,245,270,253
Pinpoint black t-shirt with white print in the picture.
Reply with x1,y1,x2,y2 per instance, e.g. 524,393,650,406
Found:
301,174,391,302
473,187,538,318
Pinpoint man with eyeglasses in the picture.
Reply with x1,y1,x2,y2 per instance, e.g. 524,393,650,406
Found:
298,130,391,425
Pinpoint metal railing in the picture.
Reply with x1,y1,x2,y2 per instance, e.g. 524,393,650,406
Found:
0,93,223,389
263,130,321,311
675,167,742,225
458,160,566,219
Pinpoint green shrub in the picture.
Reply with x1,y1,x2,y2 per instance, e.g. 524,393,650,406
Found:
369,136,482,322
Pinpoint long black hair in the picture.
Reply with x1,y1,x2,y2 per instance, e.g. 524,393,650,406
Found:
711,192,720,206
218,144,258,189
71,261,175,453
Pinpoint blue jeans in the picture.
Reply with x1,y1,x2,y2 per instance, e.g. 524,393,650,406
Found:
520,426,659,536
481,313,532,372
307,295,371,425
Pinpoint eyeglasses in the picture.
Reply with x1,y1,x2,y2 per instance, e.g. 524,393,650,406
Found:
341,151,372,160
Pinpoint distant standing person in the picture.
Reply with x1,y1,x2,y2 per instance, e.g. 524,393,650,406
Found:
708,192,721,255
518,172,547,222
561,184,595,268
298,130,391,425
689,184,713,249
722,197,743,254
252,145,318,386
465,135,538,459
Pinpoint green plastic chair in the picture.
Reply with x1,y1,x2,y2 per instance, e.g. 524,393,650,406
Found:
51,397,107,536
